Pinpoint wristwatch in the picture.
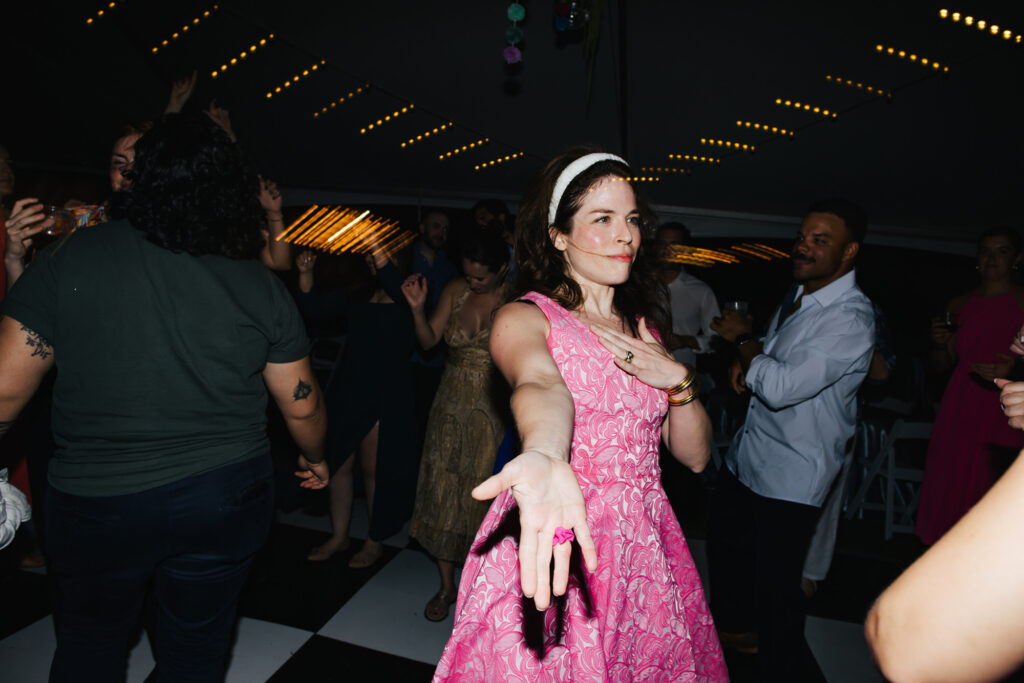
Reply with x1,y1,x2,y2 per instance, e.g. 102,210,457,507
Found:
734,333,755,346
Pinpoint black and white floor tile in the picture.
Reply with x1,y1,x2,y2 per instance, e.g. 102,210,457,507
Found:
2,483,906,682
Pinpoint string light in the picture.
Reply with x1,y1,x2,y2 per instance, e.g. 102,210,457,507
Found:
151,5,218,52
267,60,326,99
622,176,661,183
401,123,455,148
735,120,794,137
640,167,692,175
360,104,415,134
940,8,1020,42
774,98,838,119
700,138,756,152
279,206,415,256
439,138,489,159
667,154,720,164
874,44,949,72
86,1,123,25
210,34,274,78
473,151,525,170
313,85,370,118
824,74,890,98
662,242,788,268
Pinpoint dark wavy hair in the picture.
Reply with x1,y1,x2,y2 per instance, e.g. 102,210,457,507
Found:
461,227,511,272
110,113,264,259
512,146,669,337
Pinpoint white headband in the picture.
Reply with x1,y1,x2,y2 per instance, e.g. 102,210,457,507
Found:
547,152,628,225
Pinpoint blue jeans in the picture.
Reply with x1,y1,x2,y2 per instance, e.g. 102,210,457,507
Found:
45,455,274,683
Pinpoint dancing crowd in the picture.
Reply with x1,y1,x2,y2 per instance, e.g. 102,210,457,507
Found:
3,87,1024,683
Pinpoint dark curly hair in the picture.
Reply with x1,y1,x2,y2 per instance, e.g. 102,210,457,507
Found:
110,113,264,259
512,146,669,337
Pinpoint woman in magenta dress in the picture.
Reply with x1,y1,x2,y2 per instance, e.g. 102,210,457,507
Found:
917,227,1024,545
434,149,727,681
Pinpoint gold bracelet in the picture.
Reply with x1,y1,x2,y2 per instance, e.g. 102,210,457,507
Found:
666,366,695,396
667,377,701,406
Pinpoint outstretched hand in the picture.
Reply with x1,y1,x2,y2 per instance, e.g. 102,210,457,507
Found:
472,449,597,611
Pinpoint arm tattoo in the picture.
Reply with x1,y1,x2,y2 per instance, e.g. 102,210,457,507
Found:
20,324,53,360
292,379,312,401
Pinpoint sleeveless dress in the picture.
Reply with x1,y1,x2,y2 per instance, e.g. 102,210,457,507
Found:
434,292,727,682
409,286,508,562
916,292,1024,545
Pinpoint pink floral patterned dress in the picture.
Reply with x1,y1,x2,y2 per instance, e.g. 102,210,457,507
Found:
434,292,727,682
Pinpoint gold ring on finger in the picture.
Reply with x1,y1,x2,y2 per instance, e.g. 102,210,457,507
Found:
624,351,634,364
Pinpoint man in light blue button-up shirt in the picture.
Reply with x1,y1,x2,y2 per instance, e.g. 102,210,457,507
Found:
708,199,875,681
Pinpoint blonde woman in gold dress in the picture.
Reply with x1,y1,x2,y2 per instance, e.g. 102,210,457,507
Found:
401,228,510,622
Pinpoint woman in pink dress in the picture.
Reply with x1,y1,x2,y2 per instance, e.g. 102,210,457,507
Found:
434,148,727,681
917,227,1024,545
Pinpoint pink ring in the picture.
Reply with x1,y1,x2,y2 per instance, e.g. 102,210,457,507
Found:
553,527,575,545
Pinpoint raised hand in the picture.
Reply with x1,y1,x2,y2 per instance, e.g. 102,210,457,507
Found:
258,176,282,214
589,317,688,391
295,250,317,273
4,198,52,261
165,71,197,114
205,100,236,142
710,308,753,344
400,274,428,310
931,316,953,349
471,448,597,610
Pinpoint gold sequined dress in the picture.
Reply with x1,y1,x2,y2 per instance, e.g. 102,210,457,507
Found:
409,286,508,563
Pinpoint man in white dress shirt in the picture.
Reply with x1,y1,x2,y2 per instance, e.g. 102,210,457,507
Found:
654,222,719,368
707,199,875,682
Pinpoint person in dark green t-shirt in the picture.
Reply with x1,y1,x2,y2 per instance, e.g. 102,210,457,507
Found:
0,113,329,682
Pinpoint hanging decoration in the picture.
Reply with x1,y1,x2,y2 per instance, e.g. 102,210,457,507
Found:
473,151,526,170
640,167,692,175
86,1,124,25
439,138,490,160
401,123,455,148
774,98,838,118
735,121,794,138
359,104,415,134
668,154,721,165
210,34,274,78
939,9,1021,42
267,60,326,99
700,138,756,152
505,3,526,63
553,0,589,32
874,45,949,72
824,75,890,99
312,85,370,118
152,6,219,52
279,206,415,256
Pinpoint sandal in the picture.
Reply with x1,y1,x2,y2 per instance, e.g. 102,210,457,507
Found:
424,589,457,622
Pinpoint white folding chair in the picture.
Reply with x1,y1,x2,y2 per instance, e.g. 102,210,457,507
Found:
844,419,932,539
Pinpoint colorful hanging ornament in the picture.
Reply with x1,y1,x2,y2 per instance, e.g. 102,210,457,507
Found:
505,3,525,63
